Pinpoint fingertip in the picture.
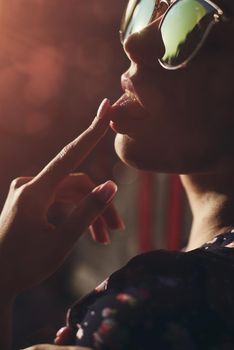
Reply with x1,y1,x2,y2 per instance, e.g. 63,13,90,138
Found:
97,98,111,120
116,218,126,231
92,180,118,204
89,220,111,245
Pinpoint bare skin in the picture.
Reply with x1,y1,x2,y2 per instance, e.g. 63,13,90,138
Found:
110,0,234,252
181,169,234,251
1,1,234,349
0,99,123,350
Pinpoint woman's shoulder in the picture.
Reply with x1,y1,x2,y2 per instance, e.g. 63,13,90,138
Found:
70,229,234,313
109,230,234,287
64,231,234,348
68,230,234,323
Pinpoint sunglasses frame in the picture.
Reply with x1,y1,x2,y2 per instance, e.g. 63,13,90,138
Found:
158,0,225,69
120,0,226,70
119,0,168,44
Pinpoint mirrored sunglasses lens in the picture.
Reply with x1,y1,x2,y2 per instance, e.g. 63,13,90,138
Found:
160,0,215,67
120,0,156,42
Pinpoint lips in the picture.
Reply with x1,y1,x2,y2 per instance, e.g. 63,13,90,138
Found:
110,75,149,135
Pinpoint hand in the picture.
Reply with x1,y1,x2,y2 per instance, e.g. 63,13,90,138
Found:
0,98,123,297
47,172,124,244
21,346,91,350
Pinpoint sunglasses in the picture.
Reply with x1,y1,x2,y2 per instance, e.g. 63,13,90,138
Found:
120,0,226,70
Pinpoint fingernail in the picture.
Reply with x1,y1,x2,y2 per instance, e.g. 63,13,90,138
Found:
92,180,117,204
89,224,110,245
116,217,126,230
103,238,111,245
101,228,111,245
97,98,111,119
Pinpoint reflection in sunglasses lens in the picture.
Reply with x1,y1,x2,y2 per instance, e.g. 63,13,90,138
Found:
160,0,215,67
121,0,156,42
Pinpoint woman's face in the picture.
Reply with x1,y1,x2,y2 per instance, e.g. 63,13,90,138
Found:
110,1,234,173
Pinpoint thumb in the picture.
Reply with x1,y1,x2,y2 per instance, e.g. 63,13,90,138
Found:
58,180,118,245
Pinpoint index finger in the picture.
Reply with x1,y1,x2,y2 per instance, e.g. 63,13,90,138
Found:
30,99,112,191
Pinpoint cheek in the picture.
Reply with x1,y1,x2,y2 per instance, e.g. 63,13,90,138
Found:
115,59,234,173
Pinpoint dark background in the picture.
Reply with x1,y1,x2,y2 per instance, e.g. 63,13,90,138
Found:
0,1,128,348
0,0,127,203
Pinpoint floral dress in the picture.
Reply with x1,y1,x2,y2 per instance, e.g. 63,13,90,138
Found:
58,231,234,349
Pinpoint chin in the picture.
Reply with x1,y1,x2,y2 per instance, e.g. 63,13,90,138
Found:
114,134,139,169
114,134,224,174
114,133,168,172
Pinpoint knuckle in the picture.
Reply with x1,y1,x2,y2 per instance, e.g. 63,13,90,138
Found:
16,183,33,202
59,143,73,159
69,173,93,191
77,173,94,188
10,177,24,189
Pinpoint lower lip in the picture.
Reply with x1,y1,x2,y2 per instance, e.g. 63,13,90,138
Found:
110,93,149,134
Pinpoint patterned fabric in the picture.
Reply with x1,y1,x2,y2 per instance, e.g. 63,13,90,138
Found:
61,231,234,349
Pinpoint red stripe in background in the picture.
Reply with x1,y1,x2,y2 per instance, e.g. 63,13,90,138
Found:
138,171,155,253
167,175,183,251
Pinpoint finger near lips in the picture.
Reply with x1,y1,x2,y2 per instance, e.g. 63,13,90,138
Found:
30,98,112,192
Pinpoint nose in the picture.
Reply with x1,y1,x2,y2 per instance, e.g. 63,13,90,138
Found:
123,18,165,67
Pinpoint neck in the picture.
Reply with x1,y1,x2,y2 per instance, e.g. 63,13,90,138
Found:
180,170,234,251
